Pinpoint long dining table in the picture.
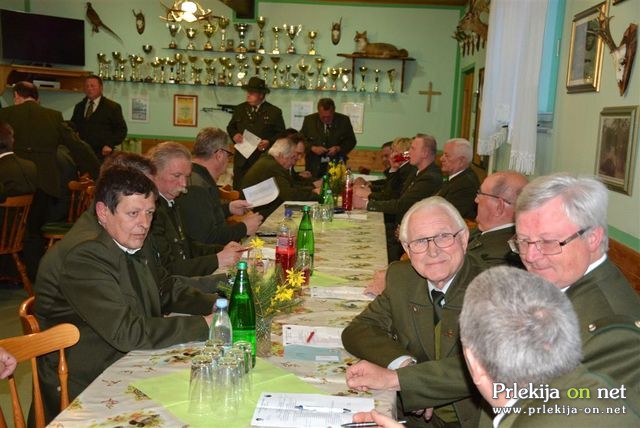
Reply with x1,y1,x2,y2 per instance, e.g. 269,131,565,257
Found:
48,204,393,428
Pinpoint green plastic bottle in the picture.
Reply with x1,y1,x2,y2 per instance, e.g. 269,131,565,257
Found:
296,205,315,274
229,261,256,366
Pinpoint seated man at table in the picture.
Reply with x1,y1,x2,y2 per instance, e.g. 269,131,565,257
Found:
34,166,216,423
147,142,244,280
177,127,263,246
241,137,320,219
352,267,640,427
342,196,486,427
437,138,480,221
468,171,528,269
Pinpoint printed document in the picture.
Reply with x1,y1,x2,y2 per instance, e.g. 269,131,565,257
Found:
243,178,279,208
235,129,261,159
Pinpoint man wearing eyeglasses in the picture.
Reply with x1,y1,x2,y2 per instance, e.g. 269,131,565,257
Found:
177,127,263,246
469,171,528,269
343,196,486,427
511,173,640,393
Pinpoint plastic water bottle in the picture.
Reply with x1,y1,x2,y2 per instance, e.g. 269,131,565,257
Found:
323,189,334,222
229,261,256,366
342,168,354,211
276,208,297,273
209,298,233,351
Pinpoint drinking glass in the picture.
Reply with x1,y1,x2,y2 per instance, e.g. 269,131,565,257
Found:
296,249,312,286
216,356,240,420
188,354,214,415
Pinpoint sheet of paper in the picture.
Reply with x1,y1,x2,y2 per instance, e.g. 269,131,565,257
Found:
333,212,368,221
283,324,343,348
311,286,374,301
352,173,383,182
234,129,261,159
251,392,374,428
243,177,279,208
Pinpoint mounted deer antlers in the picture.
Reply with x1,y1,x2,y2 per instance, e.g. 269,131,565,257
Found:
591,9,637,96
452,0,490,57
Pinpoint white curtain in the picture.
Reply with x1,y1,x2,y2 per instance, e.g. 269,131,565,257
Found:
477,0,549,174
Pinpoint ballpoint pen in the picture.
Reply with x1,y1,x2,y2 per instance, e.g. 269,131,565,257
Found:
340,420,407,427
294,404,351,413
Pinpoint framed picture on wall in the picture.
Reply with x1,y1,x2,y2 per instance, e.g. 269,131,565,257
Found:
173,94,198,127
594,106,638,195
130,96,149,123
566,1,607,93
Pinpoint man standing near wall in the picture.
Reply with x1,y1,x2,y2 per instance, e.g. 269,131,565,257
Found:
71,75,128,160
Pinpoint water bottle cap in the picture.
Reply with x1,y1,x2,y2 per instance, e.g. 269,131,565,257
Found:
237,260,248,269
284,208,293,217
325,189,333,195
302,205,310,212
215,298,229,309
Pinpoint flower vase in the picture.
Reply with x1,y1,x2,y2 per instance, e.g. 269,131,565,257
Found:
256,316,273,357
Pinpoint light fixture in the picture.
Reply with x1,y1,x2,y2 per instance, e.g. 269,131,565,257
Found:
160,0,213,23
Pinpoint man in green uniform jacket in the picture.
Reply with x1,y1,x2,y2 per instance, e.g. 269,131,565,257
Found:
437,138,479,221
0,121,37,202
343,197,487,427
34,167,216,424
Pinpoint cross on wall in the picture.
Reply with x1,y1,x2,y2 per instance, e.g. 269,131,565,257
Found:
419,81,442,112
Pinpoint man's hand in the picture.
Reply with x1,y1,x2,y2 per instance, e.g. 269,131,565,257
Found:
312,179,322,188
257,139,269,152
352,410,405,428
232,133,243,144
326,146,340,157
354,177,370,187
101,145,113,156
216,241,245,268
352,196,368,210
0,347,17,379
311,146,327,155
354,186,372,199
242,212,263,235
299,171,312,179
229,200,251,216
203,314,214,327
346,360,401,391
364,268,387,296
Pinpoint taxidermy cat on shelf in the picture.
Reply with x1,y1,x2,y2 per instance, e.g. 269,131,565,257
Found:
353,31,409,58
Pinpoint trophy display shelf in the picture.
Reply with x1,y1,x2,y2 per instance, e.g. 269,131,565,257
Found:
0,64,91,94
337,53,415,93
162,47,321,58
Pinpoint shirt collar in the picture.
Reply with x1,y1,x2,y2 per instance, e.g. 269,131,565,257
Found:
493,398,519,427
88,96,102,107
561,254,607,293
0,151,14,160
112,239,141,255
482,223,514,234
427,273,457,302
160,193,175,207
447,169,464,180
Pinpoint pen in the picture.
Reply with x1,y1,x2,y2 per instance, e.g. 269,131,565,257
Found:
341,420,407,427
295,404,351,413
306,331,315,343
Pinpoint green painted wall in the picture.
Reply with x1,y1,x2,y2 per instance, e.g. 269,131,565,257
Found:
1,0,462,150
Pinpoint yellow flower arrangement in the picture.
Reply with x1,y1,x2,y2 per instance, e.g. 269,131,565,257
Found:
327,160,347,196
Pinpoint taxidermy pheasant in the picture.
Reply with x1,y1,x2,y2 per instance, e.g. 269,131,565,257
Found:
86,2,122,42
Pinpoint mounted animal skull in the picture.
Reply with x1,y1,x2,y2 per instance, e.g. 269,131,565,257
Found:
591,9,637,96
331,17,342,45
452,0,489,57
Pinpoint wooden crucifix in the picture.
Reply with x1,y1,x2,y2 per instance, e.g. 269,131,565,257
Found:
419,82,442,112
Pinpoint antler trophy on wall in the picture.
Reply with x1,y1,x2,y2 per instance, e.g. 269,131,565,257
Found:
452,0,489,57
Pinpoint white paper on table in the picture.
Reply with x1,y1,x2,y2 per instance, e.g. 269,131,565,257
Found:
251,392,374,428
283,324,344,348
352,173,383,182
311,286,374,301
333,212,368,221
242,177,279,208
234,129,261,159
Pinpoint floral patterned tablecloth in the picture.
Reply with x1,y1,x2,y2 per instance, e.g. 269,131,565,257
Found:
49,207,391,427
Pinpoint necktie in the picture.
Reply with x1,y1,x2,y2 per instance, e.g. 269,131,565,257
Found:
85,100,95,119
431,289,445,325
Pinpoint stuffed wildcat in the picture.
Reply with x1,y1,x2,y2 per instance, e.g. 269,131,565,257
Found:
354,31,409,58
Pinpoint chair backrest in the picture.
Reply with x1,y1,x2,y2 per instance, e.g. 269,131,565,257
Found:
18,296,39,335
0,324,80,428
0,194,34,256
67,179,95,223
218,184,240,202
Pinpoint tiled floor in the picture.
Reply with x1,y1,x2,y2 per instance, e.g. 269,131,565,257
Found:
0,282,32,428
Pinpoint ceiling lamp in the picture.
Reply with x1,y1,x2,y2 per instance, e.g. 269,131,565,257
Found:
160,1,213,23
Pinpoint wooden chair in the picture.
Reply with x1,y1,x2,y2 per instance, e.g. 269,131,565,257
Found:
0,194,34,296
18,296,39,334
0,323,80,428
42,179,95,249
218,184,240,202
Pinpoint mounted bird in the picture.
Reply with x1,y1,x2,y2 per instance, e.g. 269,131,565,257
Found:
86,2,122,42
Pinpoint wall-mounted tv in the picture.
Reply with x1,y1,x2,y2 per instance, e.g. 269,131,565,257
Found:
0,9,85,66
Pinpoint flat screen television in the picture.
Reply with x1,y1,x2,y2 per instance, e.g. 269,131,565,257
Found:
0,9,85,66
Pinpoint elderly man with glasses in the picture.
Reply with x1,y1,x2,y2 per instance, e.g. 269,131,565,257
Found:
342,196,487,427
510,173,640,394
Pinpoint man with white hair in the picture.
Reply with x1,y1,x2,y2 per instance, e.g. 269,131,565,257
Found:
437,138,479,220
241,137,319,219
343,196,486,427
147,142,244,281
512,173,640,393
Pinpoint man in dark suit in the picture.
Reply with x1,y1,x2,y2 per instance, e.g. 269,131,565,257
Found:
177,127,263,245
147,142,244,281
34,166,216,423
227,77,285,189
437,138,480,221
0,82,99,279
300,98,357,178
468,171,528,269
241,138,320,219
343,197,487,427
513,173,640,394
70,75,128,160
0,121,37,202
354,134,443,261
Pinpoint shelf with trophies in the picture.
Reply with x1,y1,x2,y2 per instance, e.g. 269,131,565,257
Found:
0,64,91,95
337,54,415,93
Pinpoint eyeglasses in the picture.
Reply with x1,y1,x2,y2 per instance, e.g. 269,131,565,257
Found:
405,229,464,254
508,228,590,255
476,190,512,205
217,148,234,158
